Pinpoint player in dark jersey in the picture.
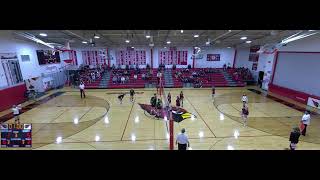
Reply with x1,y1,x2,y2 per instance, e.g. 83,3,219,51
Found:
118,93,125,104
176,96,181,108
212,85,215,99
179,91,184,107
129,88,135,102
167,92,171,104
241,104,249,126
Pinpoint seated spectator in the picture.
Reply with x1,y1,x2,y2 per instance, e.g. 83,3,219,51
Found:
133,74,138,81
125,76,129,83
121,76,125,84
142,73,146,80
112,76,117,84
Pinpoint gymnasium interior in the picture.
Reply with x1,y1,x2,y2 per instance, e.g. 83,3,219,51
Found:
0,30,319,150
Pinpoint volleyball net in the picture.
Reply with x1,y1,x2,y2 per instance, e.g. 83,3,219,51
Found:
157,77,174,150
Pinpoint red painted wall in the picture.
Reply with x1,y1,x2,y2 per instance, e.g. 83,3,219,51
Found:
0,84,27,111
269,84,320,105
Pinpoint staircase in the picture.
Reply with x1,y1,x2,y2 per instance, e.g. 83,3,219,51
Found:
163,69,174,88
221,70,241,87
99,70,111,88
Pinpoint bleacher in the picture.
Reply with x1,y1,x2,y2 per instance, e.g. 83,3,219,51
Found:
79,67,250,89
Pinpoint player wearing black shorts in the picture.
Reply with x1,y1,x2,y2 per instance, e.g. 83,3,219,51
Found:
118,93,125,104
179,91,184,107
130,89,135,102
167,92,171,104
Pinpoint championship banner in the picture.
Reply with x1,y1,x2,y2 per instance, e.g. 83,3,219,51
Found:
115,50,146,65
307,97,320,109
159,50,187,65
207,54,220,61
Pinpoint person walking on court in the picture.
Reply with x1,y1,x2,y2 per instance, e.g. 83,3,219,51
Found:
176,96,181,108
118,93,125,104
12,104,22,124
241,104,249,126
167,92,171,104
176,128,190,150
301,111,311,136
79,82,86,99
129,88,135,102
179,91,184,107
241,94,248,105
212,85,215,99
289,127,301,150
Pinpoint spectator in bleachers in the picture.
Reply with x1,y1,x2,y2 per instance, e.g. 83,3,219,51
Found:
121,76,125,84
112,64,116,70
133,74,138,82
223,64,227,71
112,76,117,84
227,63,231,69
142,73,146,80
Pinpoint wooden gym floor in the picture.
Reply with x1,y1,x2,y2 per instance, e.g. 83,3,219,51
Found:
1,86,320,150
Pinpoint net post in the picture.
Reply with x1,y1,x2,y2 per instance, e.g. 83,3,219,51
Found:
169,112,174,150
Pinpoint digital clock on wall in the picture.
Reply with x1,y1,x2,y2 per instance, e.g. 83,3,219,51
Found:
1,124,32,148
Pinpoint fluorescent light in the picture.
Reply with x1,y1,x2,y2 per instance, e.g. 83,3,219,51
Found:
82,41,88,44
220,113,224,121
194,34,199,38
146,35,151,38
167,41,171,44
227,145,234,150
309,30,315,31
95,135,100,142
205,41,210,45
134,116,139,123
164,47,167,49
240,36,247,40
181,30,183,33
131,46,134,48
234,130,239,139
94,35,100,39
228,30,232,32
198,131,204,138
131,134,136,142
39,33,47,37
104,116,109,124
56,137,62,144
227,47,231,48
125,40,130,43
246,40,252,43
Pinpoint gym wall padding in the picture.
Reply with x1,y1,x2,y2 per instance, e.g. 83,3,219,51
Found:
0,83,27,111
272,52,320,97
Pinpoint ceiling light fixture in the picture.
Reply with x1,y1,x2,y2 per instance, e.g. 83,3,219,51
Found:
39,33,47,37
227,47,231,48
82,41,88,44
167,41,171,44
194,34,199,38
125,40,130,43
181,30,183,33
146,35,151,38
94,35,100,39
246,40,252,43
240,37,247,40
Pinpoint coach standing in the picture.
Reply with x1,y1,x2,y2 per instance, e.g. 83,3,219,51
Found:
176,128,190,150
79,81,86,99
